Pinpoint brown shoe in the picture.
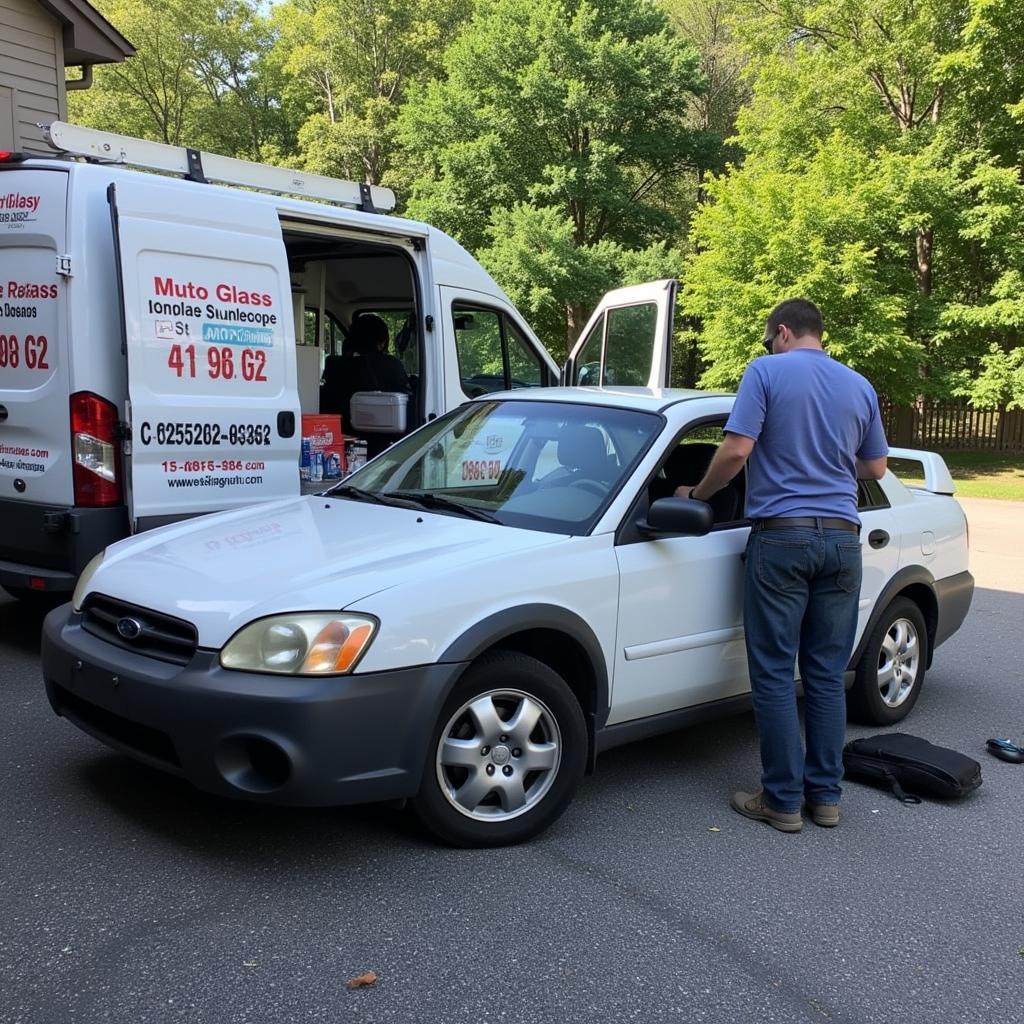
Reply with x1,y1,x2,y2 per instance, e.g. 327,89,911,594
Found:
730,790,802,833
804,802,840,828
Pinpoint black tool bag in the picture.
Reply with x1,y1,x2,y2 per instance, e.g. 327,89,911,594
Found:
842,733,983,804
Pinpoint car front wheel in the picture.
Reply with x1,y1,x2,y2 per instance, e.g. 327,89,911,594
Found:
847,596,929,725
411,651,586,847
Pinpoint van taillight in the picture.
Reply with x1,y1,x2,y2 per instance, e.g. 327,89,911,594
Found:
70,392,122,507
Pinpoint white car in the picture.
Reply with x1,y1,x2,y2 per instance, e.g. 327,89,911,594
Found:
42,388,974,846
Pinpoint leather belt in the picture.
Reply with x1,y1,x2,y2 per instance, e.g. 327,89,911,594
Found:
754,517,859,533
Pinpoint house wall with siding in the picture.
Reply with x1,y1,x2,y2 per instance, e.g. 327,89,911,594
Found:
0,0,66,153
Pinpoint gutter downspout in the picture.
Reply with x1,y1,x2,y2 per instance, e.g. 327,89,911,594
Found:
66,65,94,91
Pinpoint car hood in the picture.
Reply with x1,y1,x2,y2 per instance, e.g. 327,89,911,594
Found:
87,496,563,647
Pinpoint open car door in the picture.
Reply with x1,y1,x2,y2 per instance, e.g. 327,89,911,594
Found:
110,178,300,529
563,279,677,388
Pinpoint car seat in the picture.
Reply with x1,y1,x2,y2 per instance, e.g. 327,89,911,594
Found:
554,424,615,483
651,442,743,523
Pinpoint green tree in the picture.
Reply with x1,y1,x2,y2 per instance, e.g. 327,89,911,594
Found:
399,0,713,355
70,0,207,145
69,0,286,159
682,0,1024,401
271,0,470,185
661,0,750,192
732,1,970,299
683,134,923,398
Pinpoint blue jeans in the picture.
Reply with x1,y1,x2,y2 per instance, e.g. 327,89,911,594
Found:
743,525,863,812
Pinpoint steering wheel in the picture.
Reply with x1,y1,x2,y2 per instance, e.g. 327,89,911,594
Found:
568,478,606,496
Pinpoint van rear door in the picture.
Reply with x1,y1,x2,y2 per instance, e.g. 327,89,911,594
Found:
110,178,300,526
0,168,72,508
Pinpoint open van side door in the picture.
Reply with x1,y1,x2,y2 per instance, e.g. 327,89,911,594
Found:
563,279,677,389
110,178,300,527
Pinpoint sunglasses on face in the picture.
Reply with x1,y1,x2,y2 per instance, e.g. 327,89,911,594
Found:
762,330,777,355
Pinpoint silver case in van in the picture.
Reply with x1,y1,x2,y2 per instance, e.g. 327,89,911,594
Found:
349,392,409,434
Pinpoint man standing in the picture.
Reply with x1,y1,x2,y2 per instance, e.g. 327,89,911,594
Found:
678,298,888,832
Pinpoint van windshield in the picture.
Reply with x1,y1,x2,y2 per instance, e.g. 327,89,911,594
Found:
333,400,661,534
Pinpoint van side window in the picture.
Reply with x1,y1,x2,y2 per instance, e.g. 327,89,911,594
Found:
325,312,346,355
453,304,545,397
505,320,543,389
302,307,320,346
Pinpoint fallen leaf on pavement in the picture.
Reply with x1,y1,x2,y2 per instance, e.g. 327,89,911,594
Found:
709,826,721,832
346,971,379,990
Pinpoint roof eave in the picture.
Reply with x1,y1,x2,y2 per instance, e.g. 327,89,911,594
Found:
36,0,135,66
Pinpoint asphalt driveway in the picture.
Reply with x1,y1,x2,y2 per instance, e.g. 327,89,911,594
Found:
1,497,1021,1023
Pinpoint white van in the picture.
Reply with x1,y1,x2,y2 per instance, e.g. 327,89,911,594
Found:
0,123,678,600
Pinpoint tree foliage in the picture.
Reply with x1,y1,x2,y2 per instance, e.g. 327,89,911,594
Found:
70,0,289,158
271,0,470,184
398,0,711,354
682,0,1024,404
65,0,1023,404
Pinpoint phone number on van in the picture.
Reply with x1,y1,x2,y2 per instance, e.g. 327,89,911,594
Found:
139,421,272,447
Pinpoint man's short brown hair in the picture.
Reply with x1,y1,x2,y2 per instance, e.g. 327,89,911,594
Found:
766,298,823,339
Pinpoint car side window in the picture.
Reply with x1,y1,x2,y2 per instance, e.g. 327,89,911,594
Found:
603,303,657,386
574,318,603,386
572,301,659,386
649,422,747,527
857,478,890,510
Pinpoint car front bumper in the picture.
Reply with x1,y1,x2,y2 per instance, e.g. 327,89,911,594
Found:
42,605,467,806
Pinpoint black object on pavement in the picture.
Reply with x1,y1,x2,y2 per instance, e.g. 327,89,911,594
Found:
843,733,983,804
986,738,1024,764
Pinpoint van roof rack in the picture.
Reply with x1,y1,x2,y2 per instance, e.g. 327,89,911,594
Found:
40,121,396,214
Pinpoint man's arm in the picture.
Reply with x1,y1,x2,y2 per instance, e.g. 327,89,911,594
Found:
856,456,887,480
675,432,754,501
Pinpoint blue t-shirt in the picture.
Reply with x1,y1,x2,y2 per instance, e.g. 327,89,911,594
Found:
724,348,888,523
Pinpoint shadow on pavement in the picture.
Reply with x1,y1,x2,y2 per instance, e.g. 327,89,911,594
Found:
0,593,63,656
41,584,1017,859
73,748,428,863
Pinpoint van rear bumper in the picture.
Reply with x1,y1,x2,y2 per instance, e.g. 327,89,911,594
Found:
0,499,129,592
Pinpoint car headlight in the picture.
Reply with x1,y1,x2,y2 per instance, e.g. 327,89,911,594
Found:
220,613,378,675
72,551,106,612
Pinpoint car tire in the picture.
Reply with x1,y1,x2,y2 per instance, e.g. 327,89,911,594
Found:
847,597,929,725
410,651,586,847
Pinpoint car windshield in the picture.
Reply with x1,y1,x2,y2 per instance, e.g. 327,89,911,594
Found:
336,400,662,534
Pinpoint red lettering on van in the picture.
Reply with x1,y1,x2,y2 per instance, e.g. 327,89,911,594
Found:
154,276,210,301
215,283,273,307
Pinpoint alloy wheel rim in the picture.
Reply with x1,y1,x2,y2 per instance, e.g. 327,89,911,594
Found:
877,618,920,708
435,688,562,821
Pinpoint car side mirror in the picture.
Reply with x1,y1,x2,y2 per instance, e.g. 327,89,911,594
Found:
639,497,713,537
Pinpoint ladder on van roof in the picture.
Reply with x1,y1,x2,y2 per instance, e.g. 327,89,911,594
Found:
39,121,397,214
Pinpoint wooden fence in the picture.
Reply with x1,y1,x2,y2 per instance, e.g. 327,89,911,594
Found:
881,400,1024,452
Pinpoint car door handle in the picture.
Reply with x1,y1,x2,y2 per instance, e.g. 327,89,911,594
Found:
868,529,889,549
